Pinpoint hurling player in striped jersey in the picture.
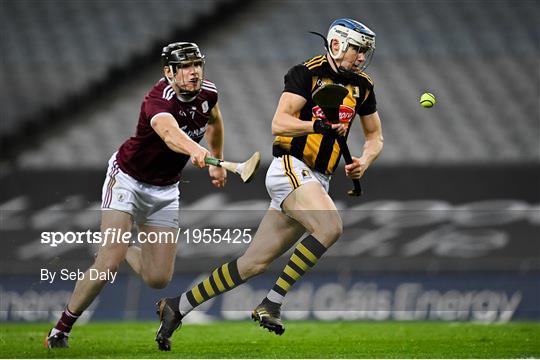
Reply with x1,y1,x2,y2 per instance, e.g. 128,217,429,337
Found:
155,18,383,350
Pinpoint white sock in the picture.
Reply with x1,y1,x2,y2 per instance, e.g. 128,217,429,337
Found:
266,289,284,305
178,293,194,317
50,328,69,337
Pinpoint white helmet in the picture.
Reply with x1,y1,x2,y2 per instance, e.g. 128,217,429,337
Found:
327,18,376,71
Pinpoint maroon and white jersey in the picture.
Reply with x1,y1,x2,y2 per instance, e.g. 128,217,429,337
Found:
116,78,218,186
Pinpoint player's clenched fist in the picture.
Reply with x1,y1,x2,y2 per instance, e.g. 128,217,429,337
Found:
209,165,227,188
332,123,347,136
313,118,332,134
190,146,210,168
345,156,368,179
313,119,347,136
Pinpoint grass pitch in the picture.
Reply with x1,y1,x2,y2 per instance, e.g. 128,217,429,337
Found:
1,321,538,358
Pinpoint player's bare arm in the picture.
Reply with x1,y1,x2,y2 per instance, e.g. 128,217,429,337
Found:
150,113,210,168
206,102,224,158
271,92,345,137
205,102,227,188
345,111,384,179
271,92,309,136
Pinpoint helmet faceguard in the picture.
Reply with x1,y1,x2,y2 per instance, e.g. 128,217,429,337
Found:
161,42,206,101
326,18,376,72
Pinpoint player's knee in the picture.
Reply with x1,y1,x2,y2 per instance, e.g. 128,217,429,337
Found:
142,272,172,289
328,217,343,241
317,216,343,245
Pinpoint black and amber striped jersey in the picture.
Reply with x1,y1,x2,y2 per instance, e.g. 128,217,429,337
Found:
272,54,376,175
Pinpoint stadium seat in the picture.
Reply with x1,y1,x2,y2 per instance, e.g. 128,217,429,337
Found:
11,0,539,167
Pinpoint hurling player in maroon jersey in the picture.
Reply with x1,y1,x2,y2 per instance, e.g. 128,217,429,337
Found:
46,42,227,348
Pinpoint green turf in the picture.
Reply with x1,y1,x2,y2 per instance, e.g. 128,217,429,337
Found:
1,321,538,358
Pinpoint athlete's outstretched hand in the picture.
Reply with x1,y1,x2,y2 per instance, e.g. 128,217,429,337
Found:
209,166,227,188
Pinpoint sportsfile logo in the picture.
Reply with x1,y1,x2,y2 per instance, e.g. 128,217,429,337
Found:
39,228,253,247
39,228,181,247
312,105,355,123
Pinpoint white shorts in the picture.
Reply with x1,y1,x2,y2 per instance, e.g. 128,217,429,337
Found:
266,155,330,211
101,153,180,228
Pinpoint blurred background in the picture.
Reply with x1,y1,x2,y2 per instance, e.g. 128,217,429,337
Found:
1,0,538,323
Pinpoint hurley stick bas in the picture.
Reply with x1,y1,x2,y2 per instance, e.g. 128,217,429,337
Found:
205,151,261,183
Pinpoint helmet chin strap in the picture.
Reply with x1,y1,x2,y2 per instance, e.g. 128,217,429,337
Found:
309,31,361,81
166,65,200,102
